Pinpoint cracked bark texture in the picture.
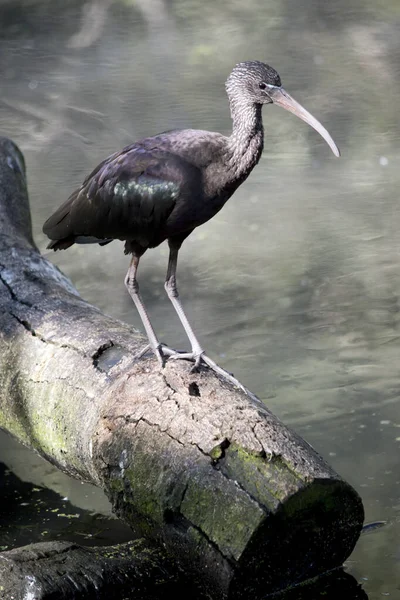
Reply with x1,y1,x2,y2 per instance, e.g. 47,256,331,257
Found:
0,540,183,600
0,137,364,599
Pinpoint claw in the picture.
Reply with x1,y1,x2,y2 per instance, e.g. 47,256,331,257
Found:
159,344,181,358
200,354,263,405
155,345,166,368
147,344,262,405
168,351,203,364
158,347,205,370
152,344,182,367
190,352,204,373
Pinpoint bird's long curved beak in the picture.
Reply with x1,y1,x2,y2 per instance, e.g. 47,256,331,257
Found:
268,86,340,157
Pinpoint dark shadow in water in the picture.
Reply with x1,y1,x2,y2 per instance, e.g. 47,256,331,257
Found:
268,568,368,600
0,462,134,550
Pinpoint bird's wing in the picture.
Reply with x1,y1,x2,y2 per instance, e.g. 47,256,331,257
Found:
43,145,197,248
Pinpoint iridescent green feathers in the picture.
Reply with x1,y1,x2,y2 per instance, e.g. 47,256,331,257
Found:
43,145,188,251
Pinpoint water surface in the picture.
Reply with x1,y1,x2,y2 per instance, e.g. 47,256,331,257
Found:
0,1,399,597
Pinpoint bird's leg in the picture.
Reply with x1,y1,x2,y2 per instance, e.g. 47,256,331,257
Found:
163,246,262,400
125,255,166,367
163,244,262,401
164,244,204,369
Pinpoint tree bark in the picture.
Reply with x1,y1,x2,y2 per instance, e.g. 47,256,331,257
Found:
0,542,367,600
0,137,364,599
0,540,183,600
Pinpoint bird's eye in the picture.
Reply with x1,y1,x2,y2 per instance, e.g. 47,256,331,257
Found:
259,82,267,90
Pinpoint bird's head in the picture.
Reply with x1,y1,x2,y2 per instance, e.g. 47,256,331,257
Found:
226,60,340,157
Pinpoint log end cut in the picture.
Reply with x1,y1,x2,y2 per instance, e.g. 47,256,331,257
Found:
97,364,364,599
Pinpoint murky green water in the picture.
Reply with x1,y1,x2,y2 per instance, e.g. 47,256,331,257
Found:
0,1,399,597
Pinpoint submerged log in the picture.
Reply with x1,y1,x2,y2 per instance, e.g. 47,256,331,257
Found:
0,540,183,600
0,137,364,599
0,542,367,600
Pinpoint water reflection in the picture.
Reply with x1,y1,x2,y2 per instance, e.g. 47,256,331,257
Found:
0,1,399,598
0,460,133,549
268,568,368,600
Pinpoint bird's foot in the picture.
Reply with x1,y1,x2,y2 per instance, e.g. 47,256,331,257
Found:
161,348,261,403
140,343,180,367
165,348,204,371
140,344,201,367
200,354,246,392
199,354,262,404
151,345,261,403
133,343,152,361
156,343,193,367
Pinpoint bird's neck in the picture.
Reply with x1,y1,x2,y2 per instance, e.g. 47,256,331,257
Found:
226,100,264,180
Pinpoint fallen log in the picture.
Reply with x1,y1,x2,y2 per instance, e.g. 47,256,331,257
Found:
0,137,364,598
0,540,183,600
0,541,366,600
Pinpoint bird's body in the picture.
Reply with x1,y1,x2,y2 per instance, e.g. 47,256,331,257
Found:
44,123,264,254
43,60,339,373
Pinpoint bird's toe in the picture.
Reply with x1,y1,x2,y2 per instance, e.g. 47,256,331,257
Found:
166,350,205,368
